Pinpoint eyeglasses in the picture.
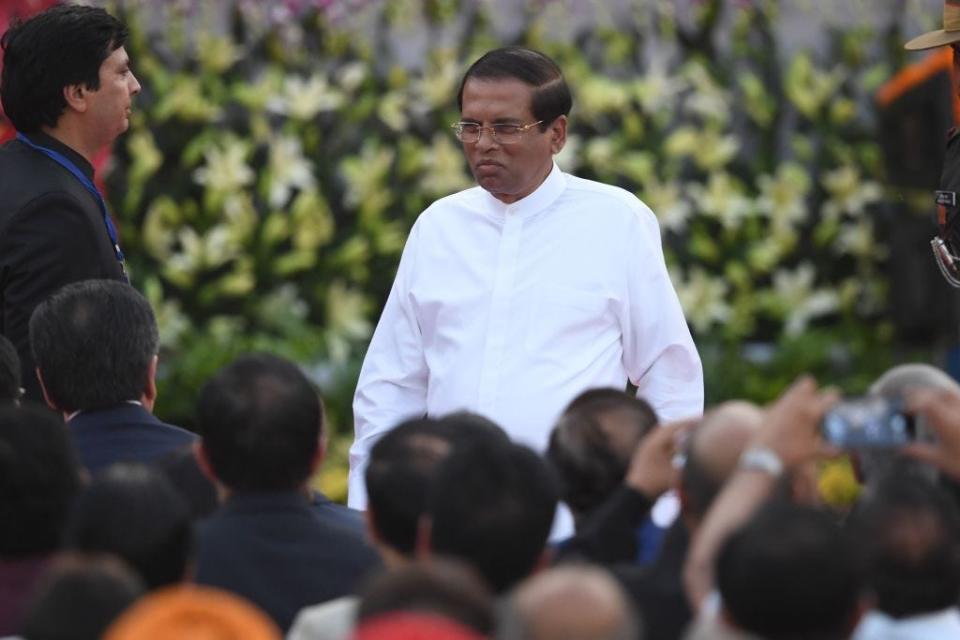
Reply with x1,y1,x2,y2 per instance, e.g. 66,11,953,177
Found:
451,120,544,144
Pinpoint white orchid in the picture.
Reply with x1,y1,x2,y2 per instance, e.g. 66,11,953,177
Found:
266,135,316,208
673,267,732,334
193,138,255,194
772,263,839,335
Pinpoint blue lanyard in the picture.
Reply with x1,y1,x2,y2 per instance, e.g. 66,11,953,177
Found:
16,133,128,282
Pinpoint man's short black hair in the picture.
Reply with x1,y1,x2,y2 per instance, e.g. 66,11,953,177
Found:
365,417,453,555
19,552,145,640
426,438,559,594
0,334,21,404
197,353,323,491
717,503,861,640
548,389,657,521
849,474,960,618
1,4,128,133
29,280,158,413
65,464,192,589
456,46,572,131
0,405,81,556
357,559,494,635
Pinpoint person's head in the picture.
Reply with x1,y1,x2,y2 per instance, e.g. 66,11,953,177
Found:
365,417,454,558
852,364,960,485
548,389,657,523
0,334,21,404
64,464,192,589
19,552,146,640
422,438,559,594
196,353,323,492
1,4,139,143
498,565,641,640
679,401,764,529
849,474,960,618
454,47,570,204
357,558,494,635
717,503,863,640
29,280,159,414
0,405,81,557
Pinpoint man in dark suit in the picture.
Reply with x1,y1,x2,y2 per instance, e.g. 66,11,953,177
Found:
0,4,140,401
193,353,380,632
29,279,195,474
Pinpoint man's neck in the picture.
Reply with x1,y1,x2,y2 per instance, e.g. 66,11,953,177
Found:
39,122,101,165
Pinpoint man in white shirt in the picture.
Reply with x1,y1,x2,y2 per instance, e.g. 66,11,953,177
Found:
349,46,703,508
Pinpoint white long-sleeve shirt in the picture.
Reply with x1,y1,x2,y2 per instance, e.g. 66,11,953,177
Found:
348,163,703,508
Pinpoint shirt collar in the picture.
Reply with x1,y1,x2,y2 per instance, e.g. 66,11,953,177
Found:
66,400,143,422
18,131,96,182
480,162,566,219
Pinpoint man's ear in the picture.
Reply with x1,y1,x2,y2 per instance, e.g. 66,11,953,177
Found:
194,441,217,482
35,367,59,412
532,546,553,574
549,114,567,155
416,514,433,559
364,507,383,544
62,83,89,114
309,435,326,474
142,355,158,411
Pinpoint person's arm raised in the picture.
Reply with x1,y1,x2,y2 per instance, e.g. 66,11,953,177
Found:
682,377,837,611
904,386,960,481
560,420,694,564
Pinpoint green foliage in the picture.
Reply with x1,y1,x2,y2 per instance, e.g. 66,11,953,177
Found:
87,0,928,500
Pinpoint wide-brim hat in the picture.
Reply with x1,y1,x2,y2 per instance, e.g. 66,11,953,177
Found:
906,1,960,50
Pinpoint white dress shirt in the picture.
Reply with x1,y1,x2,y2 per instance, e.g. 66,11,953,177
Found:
348,163,703,508
853,607,960,640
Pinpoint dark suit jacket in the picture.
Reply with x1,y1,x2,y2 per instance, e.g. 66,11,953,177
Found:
0,132,125,402
614,521,693,640
194,492,381,632
68,403,197,474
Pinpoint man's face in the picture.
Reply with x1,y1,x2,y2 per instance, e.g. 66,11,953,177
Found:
459,77,566,204
84,46,141,144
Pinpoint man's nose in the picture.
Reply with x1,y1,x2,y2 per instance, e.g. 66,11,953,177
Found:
129,73,142,95
476,127,500,150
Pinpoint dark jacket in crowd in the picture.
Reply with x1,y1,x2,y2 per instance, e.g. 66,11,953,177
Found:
193,491,381,632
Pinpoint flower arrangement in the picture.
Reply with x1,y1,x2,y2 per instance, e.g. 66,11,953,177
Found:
10,0,930,498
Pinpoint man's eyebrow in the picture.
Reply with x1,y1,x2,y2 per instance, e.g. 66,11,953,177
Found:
459,117,525,125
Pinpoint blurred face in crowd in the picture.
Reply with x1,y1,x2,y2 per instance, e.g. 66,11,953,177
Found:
458,77,566,204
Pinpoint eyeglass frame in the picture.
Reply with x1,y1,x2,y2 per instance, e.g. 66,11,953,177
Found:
450,120,545,144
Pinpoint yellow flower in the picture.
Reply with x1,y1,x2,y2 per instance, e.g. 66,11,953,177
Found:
818,458,861,508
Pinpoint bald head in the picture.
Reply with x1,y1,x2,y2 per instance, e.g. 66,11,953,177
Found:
501,566,640,640
681,401,764,524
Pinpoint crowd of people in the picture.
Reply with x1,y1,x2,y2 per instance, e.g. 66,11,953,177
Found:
4,277,960,640
5,2,960,639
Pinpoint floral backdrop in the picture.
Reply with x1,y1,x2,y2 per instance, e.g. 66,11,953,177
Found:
2,0,949,498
